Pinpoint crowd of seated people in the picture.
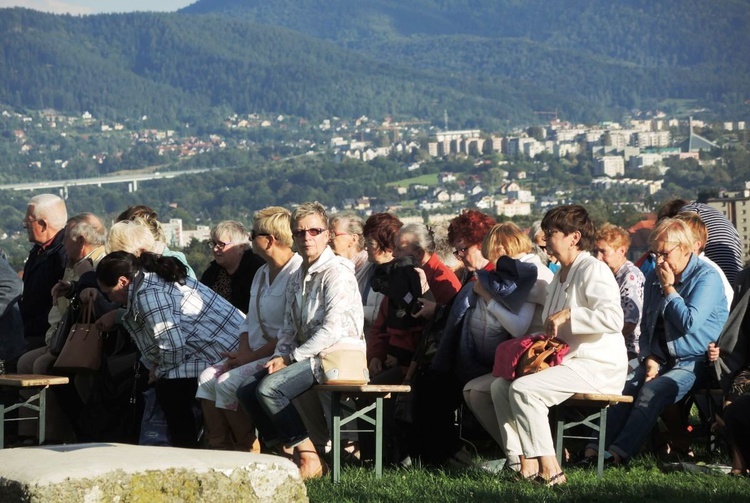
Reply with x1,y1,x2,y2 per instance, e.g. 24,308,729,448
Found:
4,193,750,485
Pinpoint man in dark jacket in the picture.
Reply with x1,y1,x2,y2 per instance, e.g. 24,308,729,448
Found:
19,194,68,351
0,254,24,372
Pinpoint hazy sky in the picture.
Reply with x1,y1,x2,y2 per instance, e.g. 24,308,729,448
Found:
0,0,195,15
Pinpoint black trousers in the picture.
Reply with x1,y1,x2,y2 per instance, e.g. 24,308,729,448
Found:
410,369,465,465
155,378,200,448
724,394,750,466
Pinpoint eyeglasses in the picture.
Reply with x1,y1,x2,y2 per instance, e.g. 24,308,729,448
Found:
650,244,680,261
592,248,606,255
453,246,469,258
208,240,233,251
251,230,271,240
543,229,561,239
292,228,326,239
22,217,40,226
332,232,350,237
364,240,380,250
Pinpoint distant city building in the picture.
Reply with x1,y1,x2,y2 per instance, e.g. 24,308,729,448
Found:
629,153,663,170
594,156,625,177
591,177,662,196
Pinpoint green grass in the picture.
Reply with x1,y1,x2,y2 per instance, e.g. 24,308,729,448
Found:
385,173,439,188
306,457,750,502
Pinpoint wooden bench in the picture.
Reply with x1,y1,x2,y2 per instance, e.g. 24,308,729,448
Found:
312,384,411,483
0,374,70,449
554,392,633,479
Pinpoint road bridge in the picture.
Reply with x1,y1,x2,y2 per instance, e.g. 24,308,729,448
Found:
0,168,212,199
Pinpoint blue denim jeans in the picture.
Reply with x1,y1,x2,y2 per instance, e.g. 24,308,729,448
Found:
236,359,316,448
605,359,709,460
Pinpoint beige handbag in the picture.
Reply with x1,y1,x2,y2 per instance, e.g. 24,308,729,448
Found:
318,339,369,385
53,301,102,372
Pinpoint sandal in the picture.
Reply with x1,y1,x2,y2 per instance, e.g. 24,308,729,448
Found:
516,471,539,481
533,471,567,487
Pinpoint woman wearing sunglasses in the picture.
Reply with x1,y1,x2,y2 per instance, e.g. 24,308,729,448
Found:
237,201,364,479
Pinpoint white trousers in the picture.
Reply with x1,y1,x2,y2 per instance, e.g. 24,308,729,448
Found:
196,357,271,411
463,373,504,447
490,365,600,458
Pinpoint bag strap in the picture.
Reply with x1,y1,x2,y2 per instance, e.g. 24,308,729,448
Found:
79,299,94,324
521,346,557,374
255,269,273,343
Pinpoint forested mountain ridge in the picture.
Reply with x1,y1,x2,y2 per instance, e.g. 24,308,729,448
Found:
182,0,750,118
1,1,749,128
182,0,750,69
0,7,581,128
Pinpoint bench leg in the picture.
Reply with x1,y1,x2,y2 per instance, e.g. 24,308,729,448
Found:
555,408,565,467
0,403,4,449
375,396,384,479
38,387,47,446
596,407,608,480
331,391,342,483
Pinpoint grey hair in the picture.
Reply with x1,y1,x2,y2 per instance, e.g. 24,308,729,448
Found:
28,193,68,230
329,210,365,250
67,213,106,247
211,220,250,250
399,223,436,254
529,220,544,241
291,201,328,226
106,220,156,255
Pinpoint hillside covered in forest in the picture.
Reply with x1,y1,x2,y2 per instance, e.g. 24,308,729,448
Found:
0,0,749,128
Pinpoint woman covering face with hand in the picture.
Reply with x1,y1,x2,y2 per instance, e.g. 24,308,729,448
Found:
582,217,728,466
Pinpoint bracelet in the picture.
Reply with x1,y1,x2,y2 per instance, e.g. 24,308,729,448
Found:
662,283,673,289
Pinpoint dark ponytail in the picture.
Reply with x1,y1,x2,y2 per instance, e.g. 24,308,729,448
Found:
97,251,188,287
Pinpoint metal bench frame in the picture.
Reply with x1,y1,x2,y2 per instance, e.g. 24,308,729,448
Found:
0,374,70,449
313,384,410,483
554,393,633,479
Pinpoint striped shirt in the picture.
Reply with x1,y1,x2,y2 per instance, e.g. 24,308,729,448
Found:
123,272,245,379
682,202,743,285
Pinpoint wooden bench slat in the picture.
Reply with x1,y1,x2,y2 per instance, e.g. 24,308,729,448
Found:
0,374,70,387
568,393,633,403
312,384,411,393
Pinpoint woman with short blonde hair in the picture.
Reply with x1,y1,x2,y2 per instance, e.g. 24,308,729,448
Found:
482,222,532,263
197,207,302,452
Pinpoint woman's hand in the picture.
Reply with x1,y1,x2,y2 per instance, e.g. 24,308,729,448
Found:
94,311,118,332
148,365,158,384
412,298,436,319
222,348,255,370
51,280,72,303
545,308,570,337
80,288,99,304
385,354,398,368
265,356,287,374
707,342,720,362
656,259,676,290
473,280,492,303
369,357,383,377
645,356,660,382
